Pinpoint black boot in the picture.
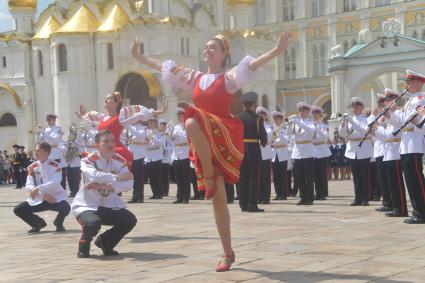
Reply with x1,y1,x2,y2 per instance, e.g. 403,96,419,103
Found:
77,242,91,258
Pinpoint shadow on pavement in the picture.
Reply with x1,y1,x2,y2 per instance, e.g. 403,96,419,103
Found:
234,268,413,283
128,235,214,243
90,252,186,262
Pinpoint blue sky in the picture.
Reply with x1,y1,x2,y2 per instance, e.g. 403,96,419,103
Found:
0,0,53,33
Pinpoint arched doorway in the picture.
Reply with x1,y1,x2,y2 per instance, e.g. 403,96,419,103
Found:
115,71,161,110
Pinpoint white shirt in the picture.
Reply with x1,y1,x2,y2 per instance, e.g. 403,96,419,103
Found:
261,121,274,160
160,132,173,164
25,159,67,206
127,124,148,160
313,121,332,158
39,125,64,160
71,152,133,217
288,118,316,159
171,123,190,161
145,129,164,163
161,55,258,94
375,123,401,161
338,114,373,160
388,92,425,154
271,124,290,162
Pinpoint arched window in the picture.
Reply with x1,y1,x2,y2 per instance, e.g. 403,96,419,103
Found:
0,113,17,127
343,0,356,12
284,48,296,79
375,0,390,7
261,95,269,109
311,0,325,17
320,43,326,76
282,0,294,21
352,39,357,47
37,50,43,76
107,43,114,70
422,30,425,41
256,0,267,25
58,44,67,72
313,45,320,76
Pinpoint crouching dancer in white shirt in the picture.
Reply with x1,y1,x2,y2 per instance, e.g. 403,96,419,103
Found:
71,130,136,258
14,142,70,233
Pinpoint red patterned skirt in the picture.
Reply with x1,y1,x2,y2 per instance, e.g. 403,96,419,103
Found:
184,106,244,191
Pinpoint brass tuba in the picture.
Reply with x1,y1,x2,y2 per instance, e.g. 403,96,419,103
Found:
65,124,80,163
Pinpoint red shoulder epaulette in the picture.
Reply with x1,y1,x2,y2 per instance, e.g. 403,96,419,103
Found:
112,153,126,164
28,161,39,171
87,152,100,162
49,160,59,168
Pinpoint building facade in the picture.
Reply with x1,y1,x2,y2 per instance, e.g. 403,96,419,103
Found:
0,0,424,149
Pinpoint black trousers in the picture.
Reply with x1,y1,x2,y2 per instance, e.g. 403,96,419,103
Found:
76,207,137,252
131,158,145,201
384,160,408,216
376,156,391,206
67,166,81,196
54,159,67,190
14,200,70,228
225,183,234,203
401,153,425,218
239,159,260,209
294,158,314,202
259,159,271,202
161,163,170,196
272,158,288,199
314,157,328,200
13,165,23,187
146,160,163,198
173,159,191,201
350,158,371,203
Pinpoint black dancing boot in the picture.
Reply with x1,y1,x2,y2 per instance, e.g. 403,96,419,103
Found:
95,236,119,256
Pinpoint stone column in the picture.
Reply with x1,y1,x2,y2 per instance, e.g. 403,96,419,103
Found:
396,6,406,34
298,21,307,78
328,16,338,51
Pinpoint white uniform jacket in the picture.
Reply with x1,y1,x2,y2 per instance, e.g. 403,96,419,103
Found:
261,121,274,160
313,122,331,158
127,124,148,161
25,160,67,206
71,152,133,217
38,125,64,160
171,123,190,161
271,125,290,162
375,123,402,161
288,118,316,159
388,92,425,154
338,114,373,160
161,133,173,164
145,130,164,163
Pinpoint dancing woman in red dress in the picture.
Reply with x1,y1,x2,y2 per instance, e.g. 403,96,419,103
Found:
76,92,167,165
131,31,291,271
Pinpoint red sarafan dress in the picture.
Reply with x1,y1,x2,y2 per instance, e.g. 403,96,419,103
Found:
98,115,133,163
161,56,258,190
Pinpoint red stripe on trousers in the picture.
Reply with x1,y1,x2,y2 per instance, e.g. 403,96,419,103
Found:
395,160,407,215
413,154,425,204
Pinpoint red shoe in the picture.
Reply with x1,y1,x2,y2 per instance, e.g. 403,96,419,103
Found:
204,167,219,200
215,252,235,272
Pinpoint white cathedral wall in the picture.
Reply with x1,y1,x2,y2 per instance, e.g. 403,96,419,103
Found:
51,35,96,131
32,42,55,126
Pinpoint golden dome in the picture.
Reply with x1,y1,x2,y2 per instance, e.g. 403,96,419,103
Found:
54,5,100,35
8,0,37,9
226,0,255,7
98,4,129,32
33,16,61,40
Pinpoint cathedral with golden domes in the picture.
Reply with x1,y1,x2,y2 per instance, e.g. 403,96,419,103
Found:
0,0,425,149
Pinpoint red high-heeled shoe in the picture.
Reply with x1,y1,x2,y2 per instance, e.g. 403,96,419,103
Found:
215,252,235,272
204,167,219,200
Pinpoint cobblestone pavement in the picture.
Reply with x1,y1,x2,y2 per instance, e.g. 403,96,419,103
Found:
1,180,424,282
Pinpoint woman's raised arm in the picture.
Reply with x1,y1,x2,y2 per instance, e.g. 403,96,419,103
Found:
131,38,163,71
248,31,291,71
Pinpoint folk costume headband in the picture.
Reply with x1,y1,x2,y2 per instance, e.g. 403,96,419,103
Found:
214,34,229,54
